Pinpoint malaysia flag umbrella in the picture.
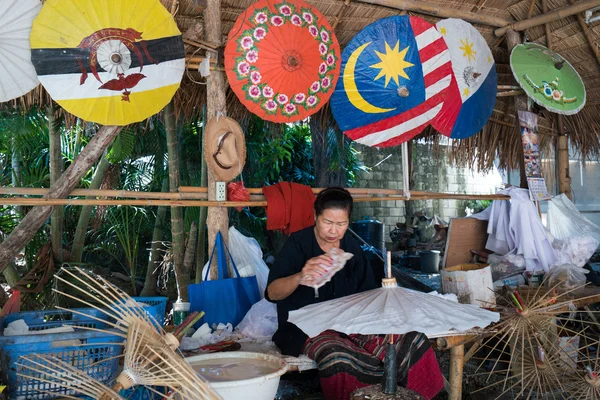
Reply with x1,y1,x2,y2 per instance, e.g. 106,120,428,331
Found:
0,0,41,102
329,15,453,148
431,18,497,139
29,0,185,126
224,0,341,123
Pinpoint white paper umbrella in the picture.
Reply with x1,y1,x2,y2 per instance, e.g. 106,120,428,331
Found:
289,279,499,338
0,0,41,102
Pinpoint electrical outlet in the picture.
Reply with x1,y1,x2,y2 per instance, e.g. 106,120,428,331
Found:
216,182,227,201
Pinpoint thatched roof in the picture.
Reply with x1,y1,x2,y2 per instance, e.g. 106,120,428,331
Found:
5,0,600,170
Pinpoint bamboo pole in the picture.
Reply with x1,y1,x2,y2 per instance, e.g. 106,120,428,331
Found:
1,186,510,201
497,90,526,97
0,192,510,206
436,335,478,350
569,0,600,69
355,0,512,27
449,345,465,400
495,0,600,36
505,29,530,190
557,118,571,198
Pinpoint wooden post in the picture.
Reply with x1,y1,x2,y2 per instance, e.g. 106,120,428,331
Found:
204,0,229,280
557,117,571,198
356,0,512,27
505,29,529,189
543,2,571,199
495,0,600,36
0,125,122,274
48,105,63,264
449,344,465,400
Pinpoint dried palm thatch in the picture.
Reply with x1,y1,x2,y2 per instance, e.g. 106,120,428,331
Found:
16,355,125,400
2,0,599,169
473,281,600,399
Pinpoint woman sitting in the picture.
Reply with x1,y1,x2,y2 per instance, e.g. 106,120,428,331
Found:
266,187,444,400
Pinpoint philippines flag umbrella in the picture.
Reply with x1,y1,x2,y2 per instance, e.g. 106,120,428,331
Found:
330,16,453,148
431,19,497,139
30,0,185,126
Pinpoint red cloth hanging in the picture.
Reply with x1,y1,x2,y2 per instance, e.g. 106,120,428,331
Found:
227,181,250,211
263,182,315,235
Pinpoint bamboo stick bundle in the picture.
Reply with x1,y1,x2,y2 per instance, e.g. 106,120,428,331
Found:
105,319,185,396
472,280,600,399
142,342,222,400
52,267,167,338
16,355,125,400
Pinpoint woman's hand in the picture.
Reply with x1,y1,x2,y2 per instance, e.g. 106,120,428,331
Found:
300,255,332,282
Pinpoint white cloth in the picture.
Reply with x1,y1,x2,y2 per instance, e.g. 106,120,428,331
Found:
470,187,557,273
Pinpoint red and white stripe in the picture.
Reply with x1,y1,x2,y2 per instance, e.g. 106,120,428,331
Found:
346,16,452,148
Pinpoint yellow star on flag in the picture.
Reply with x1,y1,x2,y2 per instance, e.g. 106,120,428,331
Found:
463,87,470,97
459,38,477,62
439,27,447,35
370,40,414,88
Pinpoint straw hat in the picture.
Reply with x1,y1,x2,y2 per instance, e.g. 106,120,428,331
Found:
204,117,246,182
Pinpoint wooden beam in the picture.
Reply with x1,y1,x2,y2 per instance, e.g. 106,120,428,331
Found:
355,0,512,27
569,0,600,68
0,126,122,274
495,0,600,36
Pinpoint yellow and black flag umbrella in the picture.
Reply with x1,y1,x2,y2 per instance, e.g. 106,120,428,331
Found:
30,0,185,126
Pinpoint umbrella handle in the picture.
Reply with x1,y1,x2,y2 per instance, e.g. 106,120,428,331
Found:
382,342,397,395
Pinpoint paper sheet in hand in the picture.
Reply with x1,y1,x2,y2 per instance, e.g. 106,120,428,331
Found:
289,285,499,338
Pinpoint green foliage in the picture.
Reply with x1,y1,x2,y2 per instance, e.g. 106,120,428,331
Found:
463,199,492,214
107,128,137,164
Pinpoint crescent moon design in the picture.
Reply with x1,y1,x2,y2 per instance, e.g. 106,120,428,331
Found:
344,42,396,114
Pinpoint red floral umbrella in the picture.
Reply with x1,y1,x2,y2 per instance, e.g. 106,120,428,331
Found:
224,0,341,123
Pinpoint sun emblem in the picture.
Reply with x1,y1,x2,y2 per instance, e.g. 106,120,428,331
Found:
459,37,477,62
370,40,414,88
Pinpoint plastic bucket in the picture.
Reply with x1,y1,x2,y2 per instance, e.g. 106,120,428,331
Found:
186,352,288,400
420,250,440,273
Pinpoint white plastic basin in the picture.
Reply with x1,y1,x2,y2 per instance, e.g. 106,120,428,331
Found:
185,351,288,400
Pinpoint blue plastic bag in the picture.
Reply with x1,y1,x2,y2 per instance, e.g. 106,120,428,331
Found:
188,232,260,327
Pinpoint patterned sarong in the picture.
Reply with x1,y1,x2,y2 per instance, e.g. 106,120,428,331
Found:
303,330,444,400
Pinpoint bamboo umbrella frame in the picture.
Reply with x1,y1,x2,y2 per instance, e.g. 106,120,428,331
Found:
0,186,510,207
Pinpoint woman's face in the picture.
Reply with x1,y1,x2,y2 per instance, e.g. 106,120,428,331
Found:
315,208,350,244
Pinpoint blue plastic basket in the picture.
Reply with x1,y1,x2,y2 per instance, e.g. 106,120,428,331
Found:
0,329,123,399
0,298,166,399
132,297,167,326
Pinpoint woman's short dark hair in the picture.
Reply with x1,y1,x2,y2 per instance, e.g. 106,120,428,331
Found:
314,187,353,217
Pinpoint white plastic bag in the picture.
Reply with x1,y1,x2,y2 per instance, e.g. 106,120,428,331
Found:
547,194,600,243
201,227,269,298
553,236,599,268
546,263,588,294
236,298,278,339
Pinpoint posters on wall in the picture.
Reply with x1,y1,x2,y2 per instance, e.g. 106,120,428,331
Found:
518,110,552,201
